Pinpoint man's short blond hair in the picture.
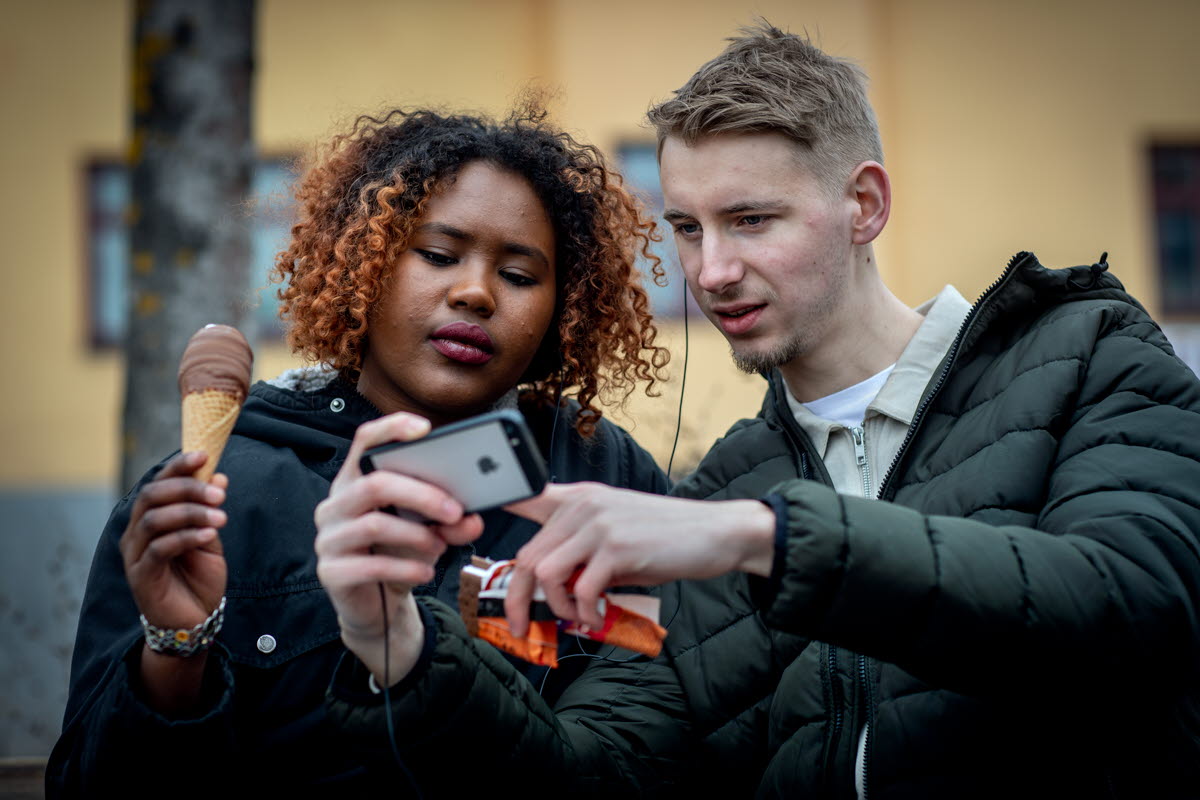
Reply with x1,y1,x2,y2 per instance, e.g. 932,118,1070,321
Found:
647,21,883,193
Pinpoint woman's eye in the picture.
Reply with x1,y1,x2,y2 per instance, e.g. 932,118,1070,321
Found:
415,249,456,266
501,270,537,287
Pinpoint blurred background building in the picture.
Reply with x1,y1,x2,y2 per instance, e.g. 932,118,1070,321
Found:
2,0,1198,777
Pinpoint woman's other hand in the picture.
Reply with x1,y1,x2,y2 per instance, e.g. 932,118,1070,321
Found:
316,412,483,686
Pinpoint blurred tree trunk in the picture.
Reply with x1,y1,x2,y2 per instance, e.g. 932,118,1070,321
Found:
121,0,256,492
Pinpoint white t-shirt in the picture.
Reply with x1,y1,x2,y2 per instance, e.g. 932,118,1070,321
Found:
802,364,895,429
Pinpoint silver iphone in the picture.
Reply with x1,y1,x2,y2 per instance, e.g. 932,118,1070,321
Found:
360,409,548,514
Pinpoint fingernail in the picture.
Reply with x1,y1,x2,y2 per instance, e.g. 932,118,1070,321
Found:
205,485,225,504
208,509,227,526
406,417,432,437
442,499,461,519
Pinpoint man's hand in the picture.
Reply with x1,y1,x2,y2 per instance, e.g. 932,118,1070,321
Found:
503,483,776,636
315,412,483,686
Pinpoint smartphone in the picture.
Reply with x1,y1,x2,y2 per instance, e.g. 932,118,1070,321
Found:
360,409,548,515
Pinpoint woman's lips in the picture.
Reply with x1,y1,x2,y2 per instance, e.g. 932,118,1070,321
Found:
430,322,494,365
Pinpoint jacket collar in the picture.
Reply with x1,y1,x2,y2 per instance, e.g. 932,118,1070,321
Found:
757,251,1125,491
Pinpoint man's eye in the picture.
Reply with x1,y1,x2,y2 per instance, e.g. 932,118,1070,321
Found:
740,215,766,227
501,270,536,287
674,222,700,236
416,249,455,266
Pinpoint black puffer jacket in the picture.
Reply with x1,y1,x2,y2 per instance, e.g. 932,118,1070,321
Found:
328,253,1200,798
47,370,669,797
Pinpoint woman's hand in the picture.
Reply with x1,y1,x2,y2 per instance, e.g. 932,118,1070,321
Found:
119,450,229,714
316,412,483,686
121,450,229,632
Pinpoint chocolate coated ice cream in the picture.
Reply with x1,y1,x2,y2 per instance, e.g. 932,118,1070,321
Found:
178,324,253,397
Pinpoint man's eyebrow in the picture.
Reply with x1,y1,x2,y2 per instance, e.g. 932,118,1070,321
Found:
720,200,787,215
417,222,549,267
663,201,789,222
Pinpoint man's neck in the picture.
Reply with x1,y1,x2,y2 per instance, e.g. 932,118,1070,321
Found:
779,276,923,404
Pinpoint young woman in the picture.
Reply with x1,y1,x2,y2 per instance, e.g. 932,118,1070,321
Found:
48,106,670,795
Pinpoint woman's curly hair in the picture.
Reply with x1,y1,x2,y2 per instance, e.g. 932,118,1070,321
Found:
272,103,670,436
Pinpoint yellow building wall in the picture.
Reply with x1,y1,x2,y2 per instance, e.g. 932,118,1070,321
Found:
881,0,1200,308
1,0,1198,488
0,1,129,486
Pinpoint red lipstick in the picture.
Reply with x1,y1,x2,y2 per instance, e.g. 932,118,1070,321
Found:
430,322,494,365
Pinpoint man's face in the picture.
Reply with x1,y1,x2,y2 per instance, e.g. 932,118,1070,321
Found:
659,133,855,373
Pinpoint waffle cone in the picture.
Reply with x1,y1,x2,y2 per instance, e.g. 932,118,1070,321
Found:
182,388,243,483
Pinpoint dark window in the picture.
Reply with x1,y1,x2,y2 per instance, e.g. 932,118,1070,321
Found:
85,157,297,348
617,142,700,318
1151,144,1200,317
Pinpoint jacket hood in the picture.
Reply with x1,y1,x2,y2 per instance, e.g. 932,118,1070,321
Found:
233,366,378,466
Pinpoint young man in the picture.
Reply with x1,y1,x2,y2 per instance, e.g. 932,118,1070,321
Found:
318,23,1200,798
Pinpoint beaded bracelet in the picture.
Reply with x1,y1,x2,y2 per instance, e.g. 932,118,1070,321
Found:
140,597,226,657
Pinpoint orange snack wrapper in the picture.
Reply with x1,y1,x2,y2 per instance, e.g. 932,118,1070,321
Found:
458,557,666,668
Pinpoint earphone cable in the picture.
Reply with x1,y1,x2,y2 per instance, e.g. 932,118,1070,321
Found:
666,282,689,480
379,582,423,799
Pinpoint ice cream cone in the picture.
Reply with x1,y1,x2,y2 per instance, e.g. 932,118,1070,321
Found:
177,324,253,483
182,388,244,483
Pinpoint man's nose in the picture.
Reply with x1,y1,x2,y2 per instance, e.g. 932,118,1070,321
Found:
695,234,745,295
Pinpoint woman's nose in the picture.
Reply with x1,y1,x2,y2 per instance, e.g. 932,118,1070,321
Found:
446,270,496,317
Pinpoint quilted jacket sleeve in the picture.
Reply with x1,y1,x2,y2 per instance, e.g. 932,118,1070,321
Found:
759,300,1200,704
46,478,238,797
327,579,806,795
327,597,695,796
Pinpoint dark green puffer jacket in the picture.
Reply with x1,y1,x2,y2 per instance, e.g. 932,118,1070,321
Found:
328,253,1200,799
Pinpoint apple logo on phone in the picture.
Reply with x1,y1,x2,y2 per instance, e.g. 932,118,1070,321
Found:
477,455,499,475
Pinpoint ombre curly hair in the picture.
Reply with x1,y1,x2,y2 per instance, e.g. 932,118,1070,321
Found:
271,104,669,436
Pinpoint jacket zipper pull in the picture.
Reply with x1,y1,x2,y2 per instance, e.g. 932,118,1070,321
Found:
851,425,871,498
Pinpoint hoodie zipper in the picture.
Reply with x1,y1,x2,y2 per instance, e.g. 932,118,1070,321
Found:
877,253,1026,501
768,390,852,787
850,425,872,498
858,654,873,799
852,424,873,799
855,253,1027,799
771,248,1018,796
823,643,845,783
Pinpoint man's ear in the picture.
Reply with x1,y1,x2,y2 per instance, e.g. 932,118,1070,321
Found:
847,161,890,245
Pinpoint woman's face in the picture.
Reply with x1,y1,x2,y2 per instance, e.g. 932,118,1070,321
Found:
357,161,557,425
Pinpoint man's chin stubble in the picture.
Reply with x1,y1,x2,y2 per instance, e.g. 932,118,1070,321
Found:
730,338,805,375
